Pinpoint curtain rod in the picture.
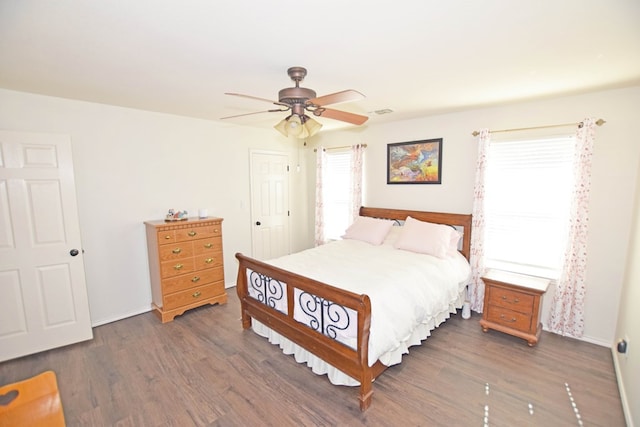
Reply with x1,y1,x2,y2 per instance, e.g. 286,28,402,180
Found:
313,144,367,152
471,118,606,137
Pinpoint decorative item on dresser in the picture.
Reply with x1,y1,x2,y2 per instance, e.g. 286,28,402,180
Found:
144,217,227,323
479,269,550,346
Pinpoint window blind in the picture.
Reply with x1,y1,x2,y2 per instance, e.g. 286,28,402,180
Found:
484,135,575,279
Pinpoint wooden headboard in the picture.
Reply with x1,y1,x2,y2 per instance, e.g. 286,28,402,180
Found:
359,206,473,261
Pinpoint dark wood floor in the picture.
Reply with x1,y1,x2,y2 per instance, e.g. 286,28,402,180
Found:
1,289,625,426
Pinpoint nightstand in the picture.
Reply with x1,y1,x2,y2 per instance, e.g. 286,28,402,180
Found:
479,269,550,346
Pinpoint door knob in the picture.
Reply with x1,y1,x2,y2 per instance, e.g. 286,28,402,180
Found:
70,249,79,256
255,221,261,226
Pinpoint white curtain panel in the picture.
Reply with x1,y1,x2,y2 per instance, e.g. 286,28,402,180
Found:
349,144,365,223
314,147,327,246
548,118,596,337
469,129,490,312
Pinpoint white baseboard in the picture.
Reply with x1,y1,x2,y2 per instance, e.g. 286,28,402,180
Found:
91,305,152,327
612,347,635,427
541,324,611,347
91,283,236,327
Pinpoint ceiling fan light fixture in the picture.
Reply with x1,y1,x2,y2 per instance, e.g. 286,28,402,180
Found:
302,116,322,137
274,116,291,137
273,114,322,139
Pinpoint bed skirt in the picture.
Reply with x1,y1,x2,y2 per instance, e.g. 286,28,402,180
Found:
251,291,465,386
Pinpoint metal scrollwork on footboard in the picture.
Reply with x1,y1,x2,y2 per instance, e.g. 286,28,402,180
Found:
247,269,287,313
297,291,352,341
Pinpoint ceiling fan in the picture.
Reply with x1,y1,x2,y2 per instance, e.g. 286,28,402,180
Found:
221,66,368,138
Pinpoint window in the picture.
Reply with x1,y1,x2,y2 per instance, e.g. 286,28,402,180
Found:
483,135,575,279
322,150,352,241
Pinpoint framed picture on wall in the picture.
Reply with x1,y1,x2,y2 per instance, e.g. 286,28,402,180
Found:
387,138,443,184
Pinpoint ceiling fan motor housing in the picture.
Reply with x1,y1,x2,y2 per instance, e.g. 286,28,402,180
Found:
279,66,316,107
278,87,316,105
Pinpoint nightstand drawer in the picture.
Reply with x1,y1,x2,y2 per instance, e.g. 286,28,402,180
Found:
486,305,533,333
488,286,534,313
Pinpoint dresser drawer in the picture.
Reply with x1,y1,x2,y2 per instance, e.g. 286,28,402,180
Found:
162,267,224,294
488,286,534,313
195,252,223,270
157,230,177,245
175,224,222,242
486,305,533,333
193,236,222,254
160,258,195,278
163,282,226,310
158,242,194,261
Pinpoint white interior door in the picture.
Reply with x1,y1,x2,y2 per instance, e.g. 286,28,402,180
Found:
0,130,92,362
250,150,290,260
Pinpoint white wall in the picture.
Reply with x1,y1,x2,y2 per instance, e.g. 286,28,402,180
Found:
0,88,310,325
310,85,640,346
2,85,638,346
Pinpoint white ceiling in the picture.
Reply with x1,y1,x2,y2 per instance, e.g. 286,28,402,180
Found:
1,1,639,132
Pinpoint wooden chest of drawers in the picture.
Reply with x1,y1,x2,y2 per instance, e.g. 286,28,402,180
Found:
479,269,550,346
145,217,227,323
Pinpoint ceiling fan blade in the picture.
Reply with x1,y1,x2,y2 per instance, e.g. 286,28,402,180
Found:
308,89,365,107
220,108,288,120
225,92,283,106
317,108,369,125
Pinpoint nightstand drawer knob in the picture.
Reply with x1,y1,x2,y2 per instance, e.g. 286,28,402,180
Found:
501,295,520,303
205,258,214,264
191,276,200,283
192,291,202,298
204,243,213,248
174,263,184,270
500,314,517,323
172,248,182,254
188,231,197,237
164,235,172,240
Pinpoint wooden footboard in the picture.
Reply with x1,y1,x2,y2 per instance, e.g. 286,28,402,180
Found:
235,253,385,411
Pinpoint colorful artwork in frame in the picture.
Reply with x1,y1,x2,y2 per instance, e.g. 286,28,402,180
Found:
387,138,443,184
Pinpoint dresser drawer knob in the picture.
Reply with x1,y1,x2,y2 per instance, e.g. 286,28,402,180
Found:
204,243,213,249
173,263,184,270
188,231,197,237
172,248,182,254
501,295,520,303
500,314,517,323
191,276,200,283
192,291,202,298
164,235,172,240
205,258,214,264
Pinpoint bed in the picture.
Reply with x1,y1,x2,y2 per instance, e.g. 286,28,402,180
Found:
235,206,472,410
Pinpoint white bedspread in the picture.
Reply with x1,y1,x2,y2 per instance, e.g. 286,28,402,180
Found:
252,234,471,385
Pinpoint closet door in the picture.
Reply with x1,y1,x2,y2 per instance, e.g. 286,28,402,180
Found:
250,150,290,260
0,131,92,362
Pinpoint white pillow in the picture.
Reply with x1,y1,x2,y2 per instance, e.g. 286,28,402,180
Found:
342,216,394,245
382,225,403,246
448,230,462,257
394,216,457,258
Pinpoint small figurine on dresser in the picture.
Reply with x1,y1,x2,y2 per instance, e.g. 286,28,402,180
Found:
165,209,188,221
